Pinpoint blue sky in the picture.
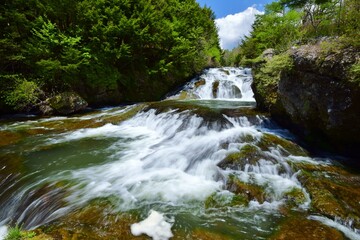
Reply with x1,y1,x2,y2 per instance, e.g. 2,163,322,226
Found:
196,0,274,18
196,0,275,49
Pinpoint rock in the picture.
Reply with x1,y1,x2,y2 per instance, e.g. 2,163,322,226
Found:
212,80,219,98
252,40,360,155
194,79,206,88
38,102,54,116
48,92,88,115
269,214,345,240
262,48,276,59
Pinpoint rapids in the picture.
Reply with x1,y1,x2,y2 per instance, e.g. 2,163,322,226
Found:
0,67,359,239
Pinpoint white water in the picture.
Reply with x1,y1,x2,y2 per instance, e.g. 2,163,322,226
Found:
1,67,356,239
0,225,7,240
131,210,174,240
171,67,255,101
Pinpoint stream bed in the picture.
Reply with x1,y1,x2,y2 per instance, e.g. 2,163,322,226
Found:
0,68,359,239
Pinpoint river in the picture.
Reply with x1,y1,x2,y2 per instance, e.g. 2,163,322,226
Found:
0,68,359,239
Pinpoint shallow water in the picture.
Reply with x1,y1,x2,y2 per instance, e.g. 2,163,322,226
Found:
0,67,359,239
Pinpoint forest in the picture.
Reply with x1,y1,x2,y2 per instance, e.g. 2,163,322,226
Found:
223,0,360,66
0,0,221,114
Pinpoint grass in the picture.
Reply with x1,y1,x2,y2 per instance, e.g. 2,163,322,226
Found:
4,225,36,240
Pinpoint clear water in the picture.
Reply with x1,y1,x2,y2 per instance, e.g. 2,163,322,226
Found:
0,67,359,239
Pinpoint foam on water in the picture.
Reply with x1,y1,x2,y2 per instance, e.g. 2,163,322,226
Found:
131,210,174,240
0,225,7,240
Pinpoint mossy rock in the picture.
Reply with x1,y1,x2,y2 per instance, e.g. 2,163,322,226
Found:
283,187,307,208
298,170,360,227
226,175,266,204
269,213,344,240
194,79,206,88
204,192,248,209
212,80,219,98
100,104,145,124
218,144,266,170
257,133,308,157
39,199,146,240
48,92,88,115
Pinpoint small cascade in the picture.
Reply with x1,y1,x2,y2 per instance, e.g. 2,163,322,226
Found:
0,68,359,240
171,67,255,101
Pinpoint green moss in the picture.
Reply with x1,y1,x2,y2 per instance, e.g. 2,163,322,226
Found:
217,144,263,170
226,175,266,204
257,133,308,156
4,225,37,240
283,188,307,207
39,200,146,240
204,192,248,209
269,213,344,240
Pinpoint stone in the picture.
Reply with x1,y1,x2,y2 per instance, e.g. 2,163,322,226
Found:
48,92,88,115
252,40,360,156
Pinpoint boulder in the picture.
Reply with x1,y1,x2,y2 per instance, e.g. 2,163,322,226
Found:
48,92,88,115
252,40,360,155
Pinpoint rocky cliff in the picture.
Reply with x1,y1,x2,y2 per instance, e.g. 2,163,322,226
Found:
252,40,360,155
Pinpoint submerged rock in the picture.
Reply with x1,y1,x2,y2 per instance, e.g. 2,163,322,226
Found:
269,214,344,240
38,199,146,240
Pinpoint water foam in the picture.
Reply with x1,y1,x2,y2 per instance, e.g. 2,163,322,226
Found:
0,226,7,240
131,210,174,240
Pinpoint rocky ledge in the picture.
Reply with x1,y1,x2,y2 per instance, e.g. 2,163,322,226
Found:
252,40,360,156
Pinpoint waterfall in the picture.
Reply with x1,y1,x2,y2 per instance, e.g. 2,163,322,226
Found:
169,67,255,101
0,68,359,240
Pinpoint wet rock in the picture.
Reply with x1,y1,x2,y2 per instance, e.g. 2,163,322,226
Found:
39,199,146,240
226,175,266,204
252,40,360,156
194,79,206,88
48,92,88,115
212,80,219,98
257,133,308,157
269,214,344,240
297,168,360,228
218,144,271,170
204,192,248,209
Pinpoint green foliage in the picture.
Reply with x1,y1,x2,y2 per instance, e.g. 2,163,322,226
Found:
229,0,359,66
349,62,360,86
233,5,301,64
254,53,293,105
4,224,36,240
4,79,41,111
0,0,221,112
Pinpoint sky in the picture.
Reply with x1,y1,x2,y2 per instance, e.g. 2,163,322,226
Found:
196,0,274,49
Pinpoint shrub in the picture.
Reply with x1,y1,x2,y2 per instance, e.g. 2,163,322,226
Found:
4,80,41,111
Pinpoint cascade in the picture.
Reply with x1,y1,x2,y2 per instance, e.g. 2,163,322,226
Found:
0,68,359,240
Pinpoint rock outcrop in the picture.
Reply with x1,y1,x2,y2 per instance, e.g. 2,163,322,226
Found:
252,40,360,155
47,92,88,115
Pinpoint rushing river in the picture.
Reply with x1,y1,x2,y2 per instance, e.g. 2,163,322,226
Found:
0,68,359,240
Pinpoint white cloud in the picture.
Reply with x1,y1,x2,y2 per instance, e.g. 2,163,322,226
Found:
215,7,263,50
